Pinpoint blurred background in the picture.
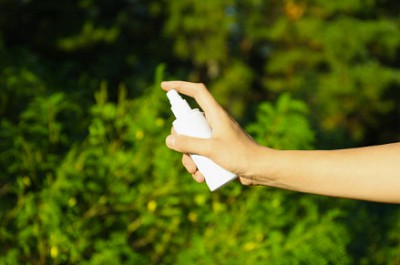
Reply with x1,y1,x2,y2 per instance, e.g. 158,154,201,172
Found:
0,0,399,264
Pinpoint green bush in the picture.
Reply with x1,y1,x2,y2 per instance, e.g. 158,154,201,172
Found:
0,66,352,264
1,1,399,264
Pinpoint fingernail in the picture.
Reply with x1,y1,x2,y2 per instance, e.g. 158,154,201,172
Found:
166,135,175,148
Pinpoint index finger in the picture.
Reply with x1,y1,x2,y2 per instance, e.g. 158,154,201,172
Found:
161,81,222,116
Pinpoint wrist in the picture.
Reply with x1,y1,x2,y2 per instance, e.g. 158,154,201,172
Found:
245,145,281,186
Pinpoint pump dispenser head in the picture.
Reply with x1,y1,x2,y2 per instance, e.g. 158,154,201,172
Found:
167,90,192,118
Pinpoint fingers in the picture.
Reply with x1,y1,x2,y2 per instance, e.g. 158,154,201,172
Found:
161,81,222,117
183,152,205,183
182,154,196,174
166,134,211,157
192,171,205,183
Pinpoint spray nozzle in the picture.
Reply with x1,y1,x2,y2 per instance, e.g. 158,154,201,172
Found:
167,90,192,118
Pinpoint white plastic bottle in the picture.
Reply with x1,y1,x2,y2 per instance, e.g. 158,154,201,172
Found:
166,89,237,191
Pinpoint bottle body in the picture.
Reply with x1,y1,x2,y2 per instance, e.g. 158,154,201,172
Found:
172,109,237,191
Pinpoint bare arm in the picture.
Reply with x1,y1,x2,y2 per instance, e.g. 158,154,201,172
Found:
161,81,400,204
254,144,400,203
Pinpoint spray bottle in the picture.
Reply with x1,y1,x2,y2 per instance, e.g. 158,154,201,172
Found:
166,89,237,191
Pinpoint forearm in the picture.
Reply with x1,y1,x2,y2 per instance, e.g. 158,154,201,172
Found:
253,143,400,203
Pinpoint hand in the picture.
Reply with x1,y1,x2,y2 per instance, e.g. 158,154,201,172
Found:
161,81,270,185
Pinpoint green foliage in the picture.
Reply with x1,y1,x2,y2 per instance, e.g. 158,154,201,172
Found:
0,0,399,264
247,93,315,150
211,61,254,119
259,1,400,143
0,72,354,264
175,191,351,265
58,21,120,51
165,0,234,65
164,0,400,144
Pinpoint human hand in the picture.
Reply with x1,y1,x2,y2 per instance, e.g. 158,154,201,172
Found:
161,81,270,185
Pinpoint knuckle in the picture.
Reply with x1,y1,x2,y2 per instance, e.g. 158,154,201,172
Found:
196,83,207,94
197,82,206,90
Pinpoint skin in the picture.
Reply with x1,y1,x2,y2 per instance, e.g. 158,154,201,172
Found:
161,81,400,204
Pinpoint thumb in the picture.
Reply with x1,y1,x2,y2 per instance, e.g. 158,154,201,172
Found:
166,134,211,156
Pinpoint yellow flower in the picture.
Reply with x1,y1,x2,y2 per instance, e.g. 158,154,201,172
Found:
50,246,58,258
244,242,256,251
147,200,157,212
